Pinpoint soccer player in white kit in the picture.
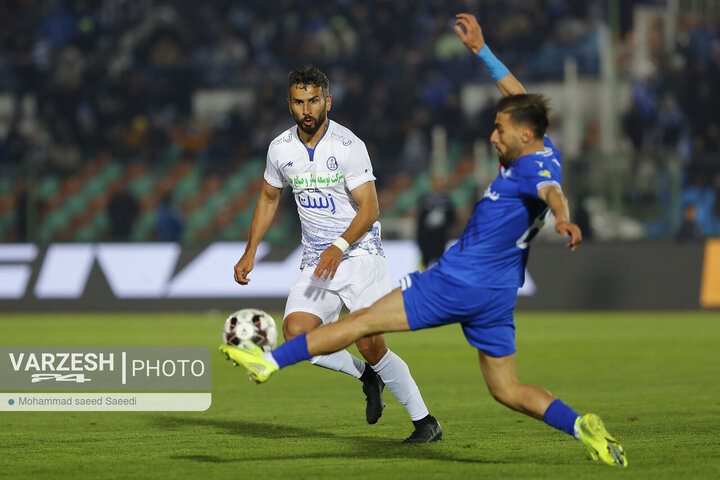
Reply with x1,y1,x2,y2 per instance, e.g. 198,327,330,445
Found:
232,66,441,442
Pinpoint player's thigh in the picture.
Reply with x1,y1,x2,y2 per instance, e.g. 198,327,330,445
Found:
340,255,392,312
352,288,410,336
284,268,344,337
336,256,393,350
460,287,518,357
304,289,408,356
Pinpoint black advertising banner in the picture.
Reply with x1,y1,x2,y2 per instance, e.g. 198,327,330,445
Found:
0,241,708,311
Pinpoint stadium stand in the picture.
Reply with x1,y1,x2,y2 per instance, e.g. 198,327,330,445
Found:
0,1,718,243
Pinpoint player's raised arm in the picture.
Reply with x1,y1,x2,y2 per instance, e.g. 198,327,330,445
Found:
538,184,582,251
454,13,526,97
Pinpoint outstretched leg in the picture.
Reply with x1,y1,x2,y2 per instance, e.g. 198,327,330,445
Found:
477,350,627,467
221,288,441,441
229,289,408,379
306,288,410,355
477,351,555,419
284,312,365,378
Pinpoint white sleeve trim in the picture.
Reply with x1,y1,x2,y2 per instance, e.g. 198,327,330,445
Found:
346,174,376,191
263,170,285,188
536,180,561,191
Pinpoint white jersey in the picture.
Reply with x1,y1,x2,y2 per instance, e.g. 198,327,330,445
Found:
264,120,384,269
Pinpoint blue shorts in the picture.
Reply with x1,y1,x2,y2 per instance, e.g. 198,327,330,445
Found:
400,268,517,357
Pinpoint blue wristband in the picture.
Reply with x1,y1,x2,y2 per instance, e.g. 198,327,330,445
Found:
476,45,510,82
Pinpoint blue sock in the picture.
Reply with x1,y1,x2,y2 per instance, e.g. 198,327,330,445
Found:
543,399,580,436
271,333,311,369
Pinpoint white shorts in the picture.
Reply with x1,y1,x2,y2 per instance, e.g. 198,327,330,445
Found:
284,255,391,325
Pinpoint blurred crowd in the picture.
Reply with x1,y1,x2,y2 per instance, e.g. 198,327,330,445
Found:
0,0,604,175
620,6,720,237
0,0,717,242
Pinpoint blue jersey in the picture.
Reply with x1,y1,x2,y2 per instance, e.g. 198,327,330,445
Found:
437,136,562,288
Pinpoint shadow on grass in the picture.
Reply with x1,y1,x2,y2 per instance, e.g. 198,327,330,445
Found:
156,416,503,465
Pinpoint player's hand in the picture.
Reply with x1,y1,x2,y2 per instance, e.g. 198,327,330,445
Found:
455,13,486,54
313,245,343,281
234,253,254,285
555,221,582,251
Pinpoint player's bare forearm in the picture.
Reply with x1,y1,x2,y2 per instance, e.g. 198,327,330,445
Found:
245,181,282,255
538,184,582,250
340,181,379,246
496,74,526,97
340,204,378,246
235,181,282,284
539,185,570,224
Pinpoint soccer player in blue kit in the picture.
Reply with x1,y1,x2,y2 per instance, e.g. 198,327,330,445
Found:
221,13,627,467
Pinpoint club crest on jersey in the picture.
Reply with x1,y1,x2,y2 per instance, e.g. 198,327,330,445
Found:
538,169,551,178
326,156,338,171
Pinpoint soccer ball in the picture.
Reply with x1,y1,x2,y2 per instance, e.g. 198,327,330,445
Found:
222,309,278,352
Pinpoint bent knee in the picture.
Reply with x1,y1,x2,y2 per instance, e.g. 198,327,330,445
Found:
355,334,387,363
282,316,319,341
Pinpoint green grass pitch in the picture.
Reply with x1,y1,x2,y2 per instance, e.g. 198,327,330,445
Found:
1,311,719,479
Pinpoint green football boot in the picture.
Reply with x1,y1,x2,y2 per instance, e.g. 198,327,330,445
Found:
219,343,278,384
576,413,627,467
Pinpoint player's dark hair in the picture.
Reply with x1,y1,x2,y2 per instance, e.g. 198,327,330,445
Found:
496,94,550,139
288,65,329,97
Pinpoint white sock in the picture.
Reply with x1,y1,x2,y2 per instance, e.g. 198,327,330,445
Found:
372,349,429,421
263,352,279,368
309,350,365,379
573,420,581,440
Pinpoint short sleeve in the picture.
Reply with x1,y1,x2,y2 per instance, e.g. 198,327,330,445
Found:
263,149,286,188
516,156,562,199
343,140,376,191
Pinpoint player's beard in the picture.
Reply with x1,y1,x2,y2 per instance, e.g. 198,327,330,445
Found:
497,141,522,167
295,109,327,136
497,150,512,167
